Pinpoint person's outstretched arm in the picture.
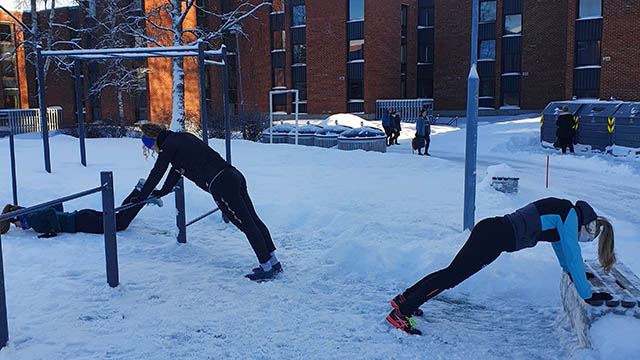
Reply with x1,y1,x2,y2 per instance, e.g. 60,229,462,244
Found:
137,140,176,201
559,209,592,299
155,168,182,197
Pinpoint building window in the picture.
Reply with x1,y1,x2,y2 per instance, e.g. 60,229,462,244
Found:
272,67,286,88
292,5,306,26
418,43,432,63
502,52,520,73
0,24,13,42
401,5,408,28
348,79,363,99
480,1,496,22
576,41,600,66
480,77,495,97
578,0,602,19
479,40,496,60
502,92,519,107
292,44,306,64
504,14,521,35
418,7,434,27
349,39,364,61
272,30,286,50
293,82,307,100
349,0,364,21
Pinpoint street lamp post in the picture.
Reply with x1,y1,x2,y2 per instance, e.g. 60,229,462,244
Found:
463,0,480,230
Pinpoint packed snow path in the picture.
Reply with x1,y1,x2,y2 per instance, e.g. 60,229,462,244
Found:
0,118,638,359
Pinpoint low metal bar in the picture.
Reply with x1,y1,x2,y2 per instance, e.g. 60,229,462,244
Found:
113,195,162,213
74,60,87,167
175,178,186,244
0,186,103,222
0,231,8,349
101,171,119,288
6,124,17,205
186,208,220,227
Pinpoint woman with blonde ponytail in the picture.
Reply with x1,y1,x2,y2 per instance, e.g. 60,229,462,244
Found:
135,122,281,282
387,197,616,336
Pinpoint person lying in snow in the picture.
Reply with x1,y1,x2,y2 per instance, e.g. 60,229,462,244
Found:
386,198,616,335
0,179,162,238
137,123,281,282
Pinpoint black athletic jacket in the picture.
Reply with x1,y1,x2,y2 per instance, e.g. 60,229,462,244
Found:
138,130,228,200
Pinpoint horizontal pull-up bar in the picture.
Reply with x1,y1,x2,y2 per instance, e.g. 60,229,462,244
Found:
41,45,199,57
0,186,103,222
186,208,220,227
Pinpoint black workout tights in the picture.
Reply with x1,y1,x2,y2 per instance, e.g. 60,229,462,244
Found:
398,216,515,315
74,189,145,234
211,167,275,264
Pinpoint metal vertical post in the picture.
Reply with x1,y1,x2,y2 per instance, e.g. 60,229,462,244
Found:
463,0,480,231
269,92,273,144
0,233,8,350
197,40,209,145
175,177,187,244
101,171,119,288
74,60,87,167
8,123,17,205
35,45,51,173
235,31,244,113
294,90,299,144
221,45,232,165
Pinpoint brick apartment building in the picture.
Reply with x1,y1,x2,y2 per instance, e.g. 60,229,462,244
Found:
1,0,638,128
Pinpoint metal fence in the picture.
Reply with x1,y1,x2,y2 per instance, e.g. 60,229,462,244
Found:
0,107,63,135
375,99,433,123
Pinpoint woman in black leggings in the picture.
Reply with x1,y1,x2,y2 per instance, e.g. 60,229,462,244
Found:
136,123,280,282
387,198,616,335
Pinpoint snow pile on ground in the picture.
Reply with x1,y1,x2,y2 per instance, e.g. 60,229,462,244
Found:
590,315,640,359
320,113,381,129
0,116,638,359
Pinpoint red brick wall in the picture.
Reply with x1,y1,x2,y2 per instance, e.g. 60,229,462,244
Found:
406,1,418,99
0,12,30,110
433,0,471,111
520,0,571,108
306,0,347,115
601,0,640,101
564,0,577,100
364,0,401,113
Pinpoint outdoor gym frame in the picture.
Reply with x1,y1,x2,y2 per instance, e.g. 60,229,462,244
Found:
268,89,300,144
36,40,233,172
0,125,18,206
0,172,215,349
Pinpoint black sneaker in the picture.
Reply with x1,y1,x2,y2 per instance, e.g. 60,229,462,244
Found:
390,294,424,317
252,262,283,273
386,309,422,335
245,267,279,282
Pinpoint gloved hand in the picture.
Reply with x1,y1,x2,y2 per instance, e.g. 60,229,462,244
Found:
585,292,613,305
38,232,58,238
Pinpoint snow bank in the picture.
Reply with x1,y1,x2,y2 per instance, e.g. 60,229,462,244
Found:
591,315,640,359
0,115,638,359
320,113,381,129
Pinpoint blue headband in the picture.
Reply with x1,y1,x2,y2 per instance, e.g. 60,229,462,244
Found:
141,136,155,149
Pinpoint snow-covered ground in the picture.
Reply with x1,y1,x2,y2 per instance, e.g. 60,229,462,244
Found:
0,116,639,359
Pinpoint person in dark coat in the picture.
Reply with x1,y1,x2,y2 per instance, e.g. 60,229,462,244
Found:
136,123,281,282
386,198,616,335
414,108,431,156
390,110,402,145
0,180,159,237
382,107,394,146
556,105,575,154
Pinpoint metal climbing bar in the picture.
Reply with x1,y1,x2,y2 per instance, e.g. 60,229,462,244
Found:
186,208,220,227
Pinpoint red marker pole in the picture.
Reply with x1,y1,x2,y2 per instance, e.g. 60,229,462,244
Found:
546,155,550,189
